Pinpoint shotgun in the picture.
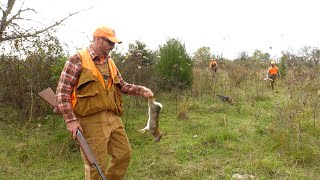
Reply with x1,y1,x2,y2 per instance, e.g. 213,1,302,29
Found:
76,129,106,180
38,87,106,180
37,87,61,114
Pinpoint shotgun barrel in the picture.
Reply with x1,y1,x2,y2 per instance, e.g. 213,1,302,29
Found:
76,129,106,180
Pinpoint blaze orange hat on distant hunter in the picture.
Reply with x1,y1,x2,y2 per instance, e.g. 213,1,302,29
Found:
93,26,122,44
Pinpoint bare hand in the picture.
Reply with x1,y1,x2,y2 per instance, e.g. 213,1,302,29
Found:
66,121,82,139
143,87,154,98
53,106,61,114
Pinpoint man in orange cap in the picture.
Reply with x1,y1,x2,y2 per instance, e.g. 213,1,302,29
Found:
266,60,281,90
56,25,154,179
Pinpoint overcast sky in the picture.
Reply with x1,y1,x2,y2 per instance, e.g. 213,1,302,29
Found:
22,0,320,59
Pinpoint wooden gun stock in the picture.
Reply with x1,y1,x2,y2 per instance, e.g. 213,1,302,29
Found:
38,87,106,180
37,87,61,114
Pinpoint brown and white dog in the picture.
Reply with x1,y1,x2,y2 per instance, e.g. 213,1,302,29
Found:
139,97,164,141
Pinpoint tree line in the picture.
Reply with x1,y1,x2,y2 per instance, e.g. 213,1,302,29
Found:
1,0,320,122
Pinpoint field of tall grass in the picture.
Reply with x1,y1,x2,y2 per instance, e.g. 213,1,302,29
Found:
1,62,320,179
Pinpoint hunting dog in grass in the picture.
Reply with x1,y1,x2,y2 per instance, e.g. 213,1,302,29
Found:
139,97,164,141
217,95,235,105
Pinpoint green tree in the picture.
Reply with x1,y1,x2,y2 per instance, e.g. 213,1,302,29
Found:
251,49,270,63
118,40,157,86
279,52,288,77
235,51,249,62
192,46,212,68
299,46,320,67
157,38,193,90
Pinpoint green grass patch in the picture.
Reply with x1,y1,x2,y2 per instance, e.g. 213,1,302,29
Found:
1,79,320,179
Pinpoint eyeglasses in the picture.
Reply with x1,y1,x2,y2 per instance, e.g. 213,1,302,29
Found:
101,37,115,46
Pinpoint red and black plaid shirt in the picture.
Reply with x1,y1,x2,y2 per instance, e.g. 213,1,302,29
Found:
56,46,148,123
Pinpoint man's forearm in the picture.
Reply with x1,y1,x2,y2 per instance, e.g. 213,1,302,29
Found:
56,93,77,123
121,82,149,96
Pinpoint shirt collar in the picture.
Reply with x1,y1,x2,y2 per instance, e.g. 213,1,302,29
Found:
88,45,108,65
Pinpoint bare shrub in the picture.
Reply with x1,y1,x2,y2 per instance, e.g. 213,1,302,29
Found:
226,63,249,87
191,67,215,97
177,101,189,120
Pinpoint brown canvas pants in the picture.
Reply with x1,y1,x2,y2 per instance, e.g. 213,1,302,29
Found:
78,109,131,180
269,74,277,90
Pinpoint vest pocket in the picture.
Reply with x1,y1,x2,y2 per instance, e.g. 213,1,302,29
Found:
75,81,104,116
76,89,98,97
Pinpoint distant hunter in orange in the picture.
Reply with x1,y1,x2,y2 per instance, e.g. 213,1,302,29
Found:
209,59,218,73
266,60,281,90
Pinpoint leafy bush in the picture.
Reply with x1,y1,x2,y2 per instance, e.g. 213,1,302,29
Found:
156,38,193,90
0,33,67,120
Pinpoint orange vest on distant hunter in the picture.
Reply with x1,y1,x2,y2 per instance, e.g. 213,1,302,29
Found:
209,60,217,68
268,66,279,75
71,49,123,117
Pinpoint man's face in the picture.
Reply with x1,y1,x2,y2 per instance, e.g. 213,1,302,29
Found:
99,37,115,56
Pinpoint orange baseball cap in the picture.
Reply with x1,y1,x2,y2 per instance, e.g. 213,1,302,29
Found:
93,26,122,44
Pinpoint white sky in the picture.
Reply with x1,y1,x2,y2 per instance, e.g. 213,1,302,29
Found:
21,0,320,59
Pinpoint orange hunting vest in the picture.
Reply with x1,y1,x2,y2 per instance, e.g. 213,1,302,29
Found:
209,60,217,68
71,49,123,116
268,66,279,75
